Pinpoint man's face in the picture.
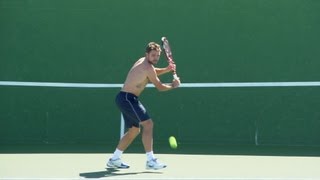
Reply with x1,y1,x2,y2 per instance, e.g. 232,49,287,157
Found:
146,50,161,65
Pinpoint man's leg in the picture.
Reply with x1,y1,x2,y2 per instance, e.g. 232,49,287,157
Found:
140,119,153,153
107,126,140,168
111,126,140,160
140,119,166,170
117,126,140,151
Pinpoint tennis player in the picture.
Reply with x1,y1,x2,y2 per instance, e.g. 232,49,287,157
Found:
107,42,180,170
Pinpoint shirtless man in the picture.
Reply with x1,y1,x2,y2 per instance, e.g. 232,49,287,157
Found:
107,42,181,170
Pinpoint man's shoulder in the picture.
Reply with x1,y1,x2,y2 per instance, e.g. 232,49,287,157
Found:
137,59,154,71
144,64,155,74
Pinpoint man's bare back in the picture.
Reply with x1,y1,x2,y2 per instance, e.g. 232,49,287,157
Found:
121,58,151,96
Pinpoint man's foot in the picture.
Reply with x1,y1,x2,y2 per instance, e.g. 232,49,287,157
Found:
107,158,130,169
146,158,167,170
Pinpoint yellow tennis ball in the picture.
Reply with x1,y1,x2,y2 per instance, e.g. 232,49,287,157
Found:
169,136,178,149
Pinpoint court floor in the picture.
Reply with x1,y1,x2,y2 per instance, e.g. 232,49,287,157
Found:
1,153,320,179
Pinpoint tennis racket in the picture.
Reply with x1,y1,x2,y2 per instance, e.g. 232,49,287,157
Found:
161,37,179,80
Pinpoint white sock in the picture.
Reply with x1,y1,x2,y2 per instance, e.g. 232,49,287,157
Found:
111,148,123,160
146,151,155,161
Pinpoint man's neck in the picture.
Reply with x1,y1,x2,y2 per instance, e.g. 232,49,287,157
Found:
144,57,154,66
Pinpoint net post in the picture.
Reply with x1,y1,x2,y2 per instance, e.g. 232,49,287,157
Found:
120,113,125,139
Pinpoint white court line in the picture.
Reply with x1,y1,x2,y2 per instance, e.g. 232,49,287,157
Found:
0,81,123,88
1,81,320,88
0,178,314,180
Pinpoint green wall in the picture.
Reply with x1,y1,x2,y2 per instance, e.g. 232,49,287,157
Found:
1,0,320,148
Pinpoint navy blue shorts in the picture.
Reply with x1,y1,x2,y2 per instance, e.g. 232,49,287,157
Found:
115,91,150,128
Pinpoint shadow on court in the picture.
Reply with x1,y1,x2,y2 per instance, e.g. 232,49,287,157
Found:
79,168,163,178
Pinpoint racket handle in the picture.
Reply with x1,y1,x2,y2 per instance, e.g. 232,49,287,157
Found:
173,74,178,80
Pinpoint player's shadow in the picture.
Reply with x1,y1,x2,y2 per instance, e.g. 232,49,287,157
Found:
79,168,163,178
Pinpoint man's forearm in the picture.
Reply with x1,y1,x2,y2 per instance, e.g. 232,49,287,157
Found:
158,83,176,91
155,68,171,76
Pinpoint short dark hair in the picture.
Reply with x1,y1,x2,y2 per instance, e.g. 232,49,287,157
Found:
145,42,161,53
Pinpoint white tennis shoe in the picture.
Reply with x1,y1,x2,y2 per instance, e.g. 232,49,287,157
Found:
146,158,167,170
107,158,130,169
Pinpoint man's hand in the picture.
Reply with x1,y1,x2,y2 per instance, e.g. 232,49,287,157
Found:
172,78,181,88
166,63,176,72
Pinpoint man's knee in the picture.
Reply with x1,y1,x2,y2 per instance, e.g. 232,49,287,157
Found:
127,127,140,137
141,119,153,129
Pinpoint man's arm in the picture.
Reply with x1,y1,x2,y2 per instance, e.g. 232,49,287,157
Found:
147,66,179,91
155,68,171,76
155,64,176,76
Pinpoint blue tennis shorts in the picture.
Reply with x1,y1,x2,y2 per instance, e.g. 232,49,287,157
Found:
115,91,150,128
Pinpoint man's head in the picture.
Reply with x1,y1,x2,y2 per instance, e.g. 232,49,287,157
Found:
145,42,161,65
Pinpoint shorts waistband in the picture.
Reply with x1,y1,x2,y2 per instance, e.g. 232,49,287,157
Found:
119,91,138,98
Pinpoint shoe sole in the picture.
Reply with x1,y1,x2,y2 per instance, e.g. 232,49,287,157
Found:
107,163,130,169
146,165,167,170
